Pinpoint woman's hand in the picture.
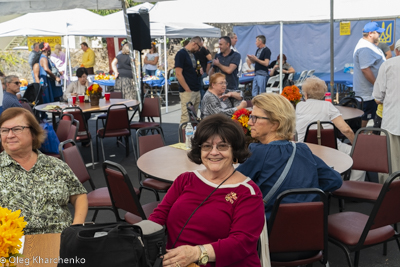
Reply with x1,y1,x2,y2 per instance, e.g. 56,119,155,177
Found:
162,245,199,267
220,92,232,101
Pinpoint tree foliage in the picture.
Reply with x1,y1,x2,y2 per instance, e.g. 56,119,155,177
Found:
89,1,144,16
0,52,26,72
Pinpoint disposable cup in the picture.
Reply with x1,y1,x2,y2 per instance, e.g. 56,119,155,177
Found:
78,95,85,102
105,93,111,101
72,96,77,104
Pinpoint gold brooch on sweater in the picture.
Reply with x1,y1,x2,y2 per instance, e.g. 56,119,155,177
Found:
225,192,238,204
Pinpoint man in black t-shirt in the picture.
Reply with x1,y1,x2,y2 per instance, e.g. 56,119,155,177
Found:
248,35,271,97
194,45,212,100
175,36,203,124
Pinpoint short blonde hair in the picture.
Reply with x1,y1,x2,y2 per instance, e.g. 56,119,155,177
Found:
302,77,327,100
53,44,62,56
252,93,295,140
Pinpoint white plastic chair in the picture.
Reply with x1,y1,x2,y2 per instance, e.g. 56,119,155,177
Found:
306,69,315,79
266,75,280,93
294,70,308,87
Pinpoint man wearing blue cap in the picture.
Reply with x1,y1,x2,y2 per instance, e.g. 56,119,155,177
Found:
353,22,386,127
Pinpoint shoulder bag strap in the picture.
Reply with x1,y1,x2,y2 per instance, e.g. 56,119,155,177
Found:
171,169,236,249
263,141,296,205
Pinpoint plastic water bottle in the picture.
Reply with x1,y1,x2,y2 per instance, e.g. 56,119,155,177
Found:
185,123,194,149
325,92,332,103
39,78,44,87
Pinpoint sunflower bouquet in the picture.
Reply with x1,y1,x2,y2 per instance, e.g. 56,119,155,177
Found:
0,207,27,264
232,108,252,136
86,84,103,97
281,85,302,106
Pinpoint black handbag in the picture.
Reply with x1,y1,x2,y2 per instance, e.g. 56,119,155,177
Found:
58,221,166,267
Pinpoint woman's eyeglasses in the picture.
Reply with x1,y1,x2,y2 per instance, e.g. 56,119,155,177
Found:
199,143,231,152
0,126,31,136
249,114,270,124
215,82,228,86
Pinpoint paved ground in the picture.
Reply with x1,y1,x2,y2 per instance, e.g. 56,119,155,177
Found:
69,94,400,267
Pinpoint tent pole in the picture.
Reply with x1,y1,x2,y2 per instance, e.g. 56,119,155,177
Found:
122,0,141,106
164,35,168,113
330,0,336,103
64,35,70,93
279,21,283,93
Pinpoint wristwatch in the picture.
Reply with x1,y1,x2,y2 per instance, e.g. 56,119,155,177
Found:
197,245,209,266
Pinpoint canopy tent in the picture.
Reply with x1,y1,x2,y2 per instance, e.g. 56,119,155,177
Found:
99,10,221,38
149,0,400,24
234,20,400,76
150,0,400,94
0,4,220,111
0,0,170,16
0,0,122,16
0,8,106,37
99,10,220,111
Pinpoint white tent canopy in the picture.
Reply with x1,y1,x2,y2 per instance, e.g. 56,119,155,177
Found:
99,9,221,38
150,0,400,24
0,0,122,16
0,8,106,37
0,0,169,16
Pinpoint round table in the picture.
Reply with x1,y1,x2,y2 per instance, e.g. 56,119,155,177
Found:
137,142,353,183
35,98,140,125
335,106,363,120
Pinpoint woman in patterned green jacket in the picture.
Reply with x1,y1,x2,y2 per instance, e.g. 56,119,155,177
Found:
0,107,88,235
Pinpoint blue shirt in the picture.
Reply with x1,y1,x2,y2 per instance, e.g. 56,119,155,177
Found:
2,92,22,110
353,43,385,101
213,50,241,90
236,140,342,219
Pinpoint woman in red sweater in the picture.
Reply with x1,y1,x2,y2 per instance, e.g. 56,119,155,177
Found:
149,114,265,267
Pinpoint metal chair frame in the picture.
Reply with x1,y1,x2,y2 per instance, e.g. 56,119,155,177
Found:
136,126,170,201
96,104,135,162
328,171,400,267
102,160,160,224
304,121,338,149
268,188,329,266
63,106,95,169
59,140,116,222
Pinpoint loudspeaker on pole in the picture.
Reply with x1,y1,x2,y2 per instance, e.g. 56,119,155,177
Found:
128,11,151,51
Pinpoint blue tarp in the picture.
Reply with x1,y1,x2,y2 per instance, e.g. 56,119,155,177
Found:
234,19,400,76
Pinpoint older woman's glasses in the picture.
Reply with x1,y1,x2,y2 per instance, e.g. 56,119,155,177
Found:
0,126,30,136
200,143,231,152
215,82,228,86
249,114,270,124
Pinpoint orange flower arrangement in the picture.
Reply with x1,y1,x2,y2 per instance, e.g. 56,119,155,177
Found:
86,84,103,97
232,108,252,136
281,85,302,105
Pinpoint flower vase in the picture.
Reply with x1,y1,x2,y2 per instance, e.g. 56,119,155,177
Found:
90,95,100,106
